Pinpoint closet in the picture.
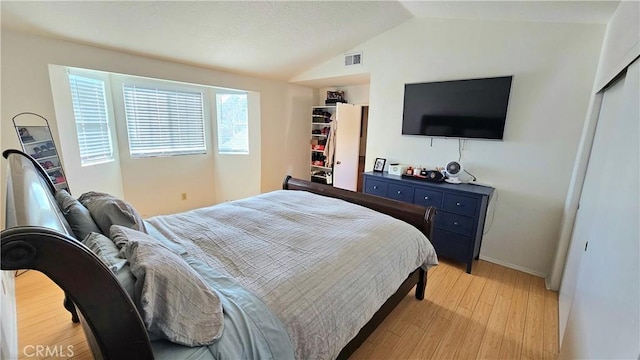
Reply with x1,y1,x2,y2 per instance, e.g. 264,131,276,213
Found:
558,59,638,359
309,103,362,191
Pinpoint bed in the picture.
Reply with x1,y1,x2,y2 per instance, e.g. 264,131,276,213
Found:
1,149,438,360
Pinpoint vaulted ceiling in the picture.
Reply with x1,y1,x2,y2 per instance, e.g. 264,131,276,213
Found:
1,1,619,83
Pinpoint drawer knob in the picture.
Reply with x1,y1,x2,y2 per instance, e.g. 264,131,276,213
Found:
453,222,459,226
424,196,430,200
397,190,402,194
373,186,378,189
456,202,461,206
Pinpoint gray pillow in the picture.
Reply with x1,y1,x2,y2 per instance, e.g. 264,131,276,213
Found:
55,190,101,240
110,225,224,347
78,191,146,235
82,232,135,299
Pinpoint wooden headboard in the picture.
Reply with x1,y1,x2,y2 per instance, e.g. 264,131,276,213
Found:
1,149,153,360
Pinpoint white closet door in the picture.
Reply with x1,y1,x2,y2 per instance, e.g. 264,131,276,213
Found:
559,60,639,358
333,104,362,191
558,75,624,342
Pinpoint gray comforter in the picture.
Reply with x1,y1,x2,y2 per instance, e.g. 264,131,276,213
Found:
146,190,438,360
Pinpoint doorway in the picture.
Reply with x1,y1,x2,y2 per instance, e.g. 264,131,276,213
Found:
357,106,369,192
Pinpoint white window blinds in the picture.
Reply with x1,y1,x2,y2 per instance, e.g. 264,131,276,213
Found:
216,93,249,154
123,84,206,158
68,74,114,166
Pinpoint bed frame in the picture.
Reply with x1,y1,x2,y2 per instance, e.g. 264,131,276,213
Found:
1,149,436,360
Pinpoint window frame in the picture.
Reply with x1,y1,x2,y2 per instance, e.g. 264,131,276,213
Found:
122,79,208,159
67,71,115,166
215,92,249,155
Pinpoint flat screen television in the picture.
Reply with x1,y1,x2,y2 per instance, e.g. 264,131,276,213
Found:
402,76,513,140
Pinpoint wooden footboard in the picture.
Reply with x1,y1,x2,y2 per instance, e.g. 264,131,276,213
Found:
283,176,435,359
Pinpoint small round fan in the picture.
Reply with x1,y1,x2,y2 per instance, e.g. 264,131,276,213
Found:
445,161,463,184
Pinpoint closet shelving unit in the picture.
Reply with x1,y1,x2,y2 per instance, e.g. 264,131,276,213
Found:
310,105,335,185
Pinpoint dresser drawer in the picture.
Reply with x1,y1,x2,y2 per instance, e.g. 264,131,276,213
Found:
387,183,414,203
364,179,388,197
414,188,443,208
435,211,474,236
442,193,477,217
430,228,471,262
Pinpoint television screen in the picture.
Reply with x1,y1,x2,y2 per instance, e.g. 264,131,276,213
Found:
402,76,513,140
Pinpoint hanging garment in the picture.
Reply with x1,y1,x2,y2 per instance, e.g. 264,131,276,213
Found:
323,114,337,167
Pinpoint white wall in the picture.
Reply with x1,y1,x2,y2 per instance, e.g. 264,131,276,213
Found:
593,1,640,91
294,18,605,277
1,30,312,217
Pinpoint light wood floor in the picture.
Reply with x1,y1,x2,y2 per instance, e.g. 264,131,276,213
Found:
16,259,558,359
15,270,91,360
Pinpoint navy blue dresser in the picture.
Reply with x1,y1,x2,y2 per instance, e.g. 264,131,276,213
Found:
363,172,494,273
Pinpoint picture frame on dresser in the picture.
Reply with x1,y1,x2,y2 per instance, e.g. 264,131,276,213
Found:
373,158,386,172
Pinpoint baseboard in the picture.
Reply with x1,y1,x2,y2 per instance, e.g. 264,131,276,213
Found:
479,255,548,282
544,277,558,291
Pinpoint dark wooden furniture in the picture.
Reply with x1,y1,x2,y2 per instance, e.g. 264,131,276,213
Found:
1,149,436,360
363,171,494,273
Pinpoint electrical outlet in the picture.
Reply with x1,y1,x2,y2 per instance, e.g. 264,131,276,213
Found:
181,193,187,200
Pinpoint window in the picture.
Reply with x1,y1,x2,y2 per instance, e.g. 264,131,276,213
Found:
216,93,249,154
123,83,206,158
68,74,114,166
